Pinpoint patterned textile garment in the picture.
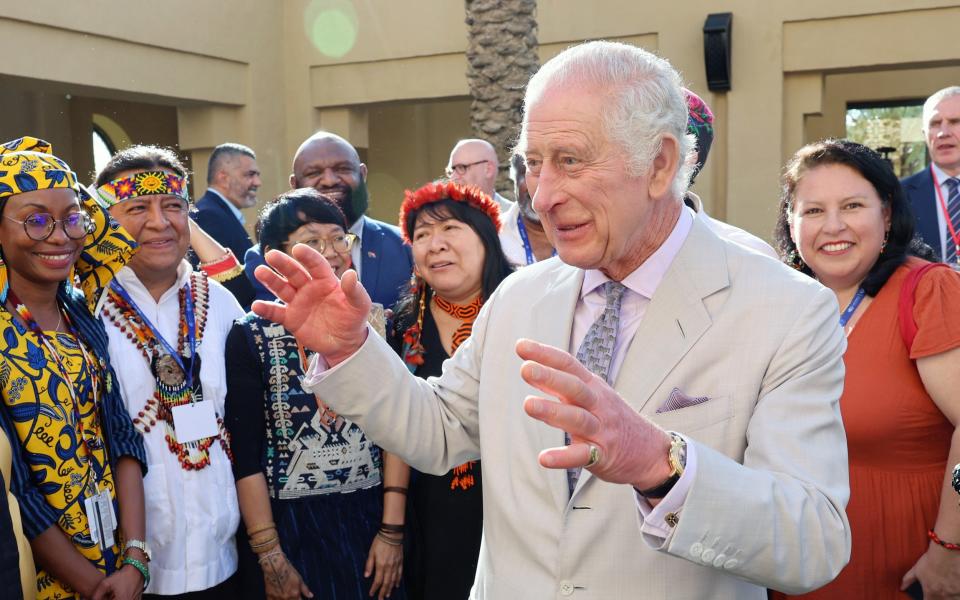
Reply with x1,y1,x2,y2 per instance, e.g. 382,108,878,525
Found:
225,314,404,600
0,288,146,599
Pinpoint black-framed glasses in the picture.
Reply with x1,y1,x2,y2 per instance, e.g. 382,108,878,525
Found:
4,212,94,241
445,159,489,177
287,232,357,254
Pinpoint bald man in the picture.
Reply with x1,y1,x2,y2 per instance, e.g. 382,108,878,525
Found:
446,139,513,211
243,132,412,308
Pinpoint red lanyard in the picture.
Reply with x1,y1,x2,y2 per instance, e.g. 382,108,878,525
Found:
931,165,960,262
4,290,102,466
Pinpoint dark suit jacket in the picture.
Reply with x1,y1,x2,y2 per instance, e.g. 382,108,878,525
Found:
902,167,943,259
191,189,254,261
243,216,413,310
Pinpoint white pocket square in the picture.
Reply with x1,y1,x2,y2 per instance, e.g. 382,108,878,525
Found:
656,387,711,413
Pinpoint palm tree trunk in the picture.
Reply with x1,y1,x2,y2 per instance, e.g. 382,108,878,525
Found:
464,0,538,196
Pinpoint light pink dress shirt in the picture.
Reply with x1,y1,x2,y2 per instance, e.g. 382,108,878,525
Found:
569,206,698,542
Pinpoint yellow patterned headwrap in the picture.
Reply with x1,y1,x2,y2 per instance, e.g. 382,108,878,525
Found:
0,136,138,311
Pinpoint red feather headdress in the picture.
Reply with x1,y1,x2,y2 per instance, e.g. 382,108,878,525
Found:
398,181,502,244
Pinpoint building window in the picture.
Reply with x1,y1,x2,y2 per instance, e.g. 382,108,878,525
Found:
845,101,927,178
92,125,116,176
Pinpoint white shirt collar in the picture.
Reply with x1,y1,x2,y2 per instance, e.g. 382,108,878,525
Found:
581,205,694,300
113,260,193,306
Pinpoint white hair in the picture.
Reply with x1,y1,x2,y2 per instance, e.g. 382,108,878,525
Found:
922,86,960,133
519,41,696,199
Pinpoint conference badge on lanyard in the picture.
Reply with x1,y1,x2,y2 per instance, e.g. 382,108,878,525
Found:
84,481,117,551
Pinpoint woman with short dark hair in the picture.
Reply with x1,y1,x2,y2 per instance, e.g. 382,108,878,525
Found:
225,188,407,600
771,140,960,599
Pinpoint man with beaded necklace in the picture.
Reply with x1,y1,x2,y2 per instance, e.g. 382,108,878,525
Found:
93,146,244,599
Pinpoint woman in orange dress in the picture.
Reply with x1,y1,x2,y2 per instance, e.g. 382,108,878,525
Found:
772,139,960,598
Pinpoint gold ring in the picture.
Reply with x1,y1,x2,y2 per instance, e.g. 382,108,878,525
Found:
585,445,601,468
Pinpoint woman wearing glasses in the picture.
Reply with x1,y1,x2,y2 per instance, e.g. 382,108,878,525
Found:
0,137,147,599
225,188,407,600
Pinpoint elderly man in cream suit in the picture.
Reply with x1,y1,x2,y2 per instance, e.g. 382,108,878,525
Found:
253,41,851,599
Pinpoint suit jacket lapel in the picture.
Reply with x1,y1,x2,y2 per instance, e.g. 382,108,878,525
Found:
530,263,583,513
360,218,384,298
572,217,729,495
908,170,943,259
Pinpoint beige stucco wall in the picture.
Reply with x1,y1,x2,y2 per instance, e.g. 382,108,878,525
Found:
2,1,959,240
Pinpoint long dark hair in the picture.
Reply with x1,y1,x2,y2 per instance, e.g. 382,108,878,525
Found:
774,139,931,296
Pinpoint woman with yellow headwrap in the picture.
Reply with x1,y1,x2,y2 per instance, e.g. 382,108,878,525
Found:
0,137,148,599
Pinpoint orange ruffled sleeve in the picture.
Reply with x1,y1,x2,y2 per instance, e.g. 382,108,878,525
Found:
910,265,960,359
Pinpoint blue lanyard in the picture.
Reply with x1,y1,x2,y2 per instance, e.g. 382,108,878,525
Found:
838,287,866,327
516,213,555,266
110,280,196,387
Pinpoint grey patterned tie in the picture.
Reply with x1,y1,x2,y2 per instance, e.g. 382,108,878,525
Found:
567,280,627,495
945,178,960,265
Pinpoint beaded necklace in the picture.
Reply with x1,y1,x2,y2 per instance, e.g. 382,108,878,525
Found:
433,295,483,352
102,271,233,470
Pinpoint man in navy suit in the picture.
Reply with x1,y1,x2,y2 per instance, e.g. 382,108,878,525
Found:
902,86,960,264
191,143,262,260
245,132,413,309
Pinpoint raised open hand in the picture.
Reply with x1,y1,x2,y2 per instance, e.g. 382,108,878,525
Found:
516,338,672,491
253,244,371,365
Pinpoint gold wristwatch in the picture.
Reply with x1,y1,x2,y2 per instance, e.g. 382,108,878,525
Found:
637,432,687,499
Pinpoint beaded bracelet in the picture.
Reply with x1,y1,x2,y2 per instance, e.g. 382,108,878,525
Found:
250,536,280,552
928,529,960,551
247,522,277,537
380,523,404,533
122,556,151,591
376,531,403,546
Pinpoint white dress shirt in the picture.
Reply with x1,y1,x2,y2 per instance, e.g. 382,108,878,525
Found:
498,201,529,268
101,263,242,594
570,206,699,540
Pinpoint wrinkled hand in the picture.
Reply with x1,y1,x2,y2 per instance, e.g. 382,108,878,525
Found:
253,244,371,364
260,550,314,600
90,564,143,600
516,339,672,489
902,543,960,599
365,535,403,599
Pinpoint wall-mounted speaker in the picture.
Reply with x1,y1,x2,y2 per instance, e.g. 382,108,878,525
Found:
703,13,733,92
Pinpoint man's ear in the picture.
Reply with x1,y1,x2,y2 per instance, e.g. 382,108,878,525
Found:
289,173,297,189
647,134,681,199
359,163,368,181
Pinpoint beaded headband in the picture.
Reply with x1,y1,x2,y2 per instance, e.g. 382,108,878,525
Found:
96,170,190,207
398,181,501,244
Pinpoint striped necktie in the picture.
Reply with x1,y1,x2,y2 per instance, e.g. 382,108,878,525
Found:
945,177,960,265
567,280,626,495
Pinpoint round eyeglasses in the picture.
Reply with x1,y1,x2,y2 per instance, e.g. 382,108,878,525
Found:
4,211,94,241
287,232,357,254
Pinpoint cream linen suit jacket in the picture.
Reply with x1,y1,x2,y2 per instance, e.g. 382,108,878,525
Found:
308,216,852,599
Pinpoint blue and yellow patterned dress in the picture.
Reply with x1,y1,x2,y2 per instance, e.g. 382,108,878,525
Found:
0,288,146,599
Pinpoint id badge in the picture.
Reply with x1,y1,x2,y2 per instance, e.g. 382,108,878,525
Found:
171,401,219,444
84,488,116,551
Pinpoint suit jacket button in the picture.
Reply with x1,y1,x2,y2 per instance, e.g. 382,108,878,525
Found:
700,548,716,563
712,554,726,568
689,542,703,558
559,580,575,596
724,558,740,569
